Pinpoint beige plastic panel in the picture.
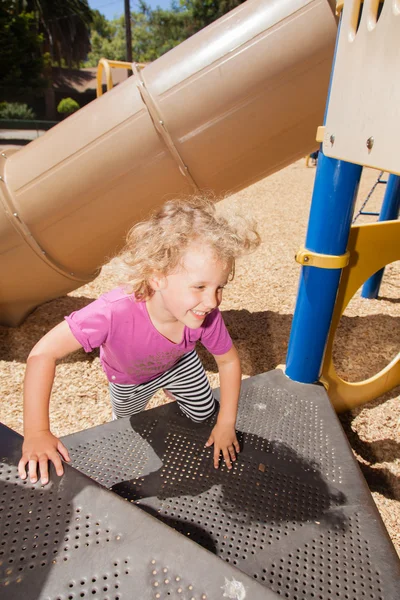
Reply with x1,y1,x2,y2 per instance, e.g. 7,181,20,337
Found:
0,0,337,325
323,0,400,173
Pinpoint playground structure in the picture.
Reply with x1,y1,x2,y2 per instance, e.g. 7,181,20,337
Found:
0,0,400,598
308,0,400,410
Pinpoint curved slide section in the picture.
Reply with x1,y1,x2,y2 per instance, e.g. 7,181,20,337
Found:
0,0,337,326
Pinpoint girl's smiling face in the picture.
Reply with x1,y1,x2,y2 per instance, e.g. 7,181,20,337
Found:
148,244,231,329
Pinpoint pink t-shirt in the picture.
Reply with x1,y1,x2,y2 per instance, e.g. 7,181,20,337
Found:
65,288,232,384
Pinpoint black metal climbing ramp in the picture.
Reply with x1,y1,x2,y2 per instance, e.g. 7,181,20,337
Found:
1,369,399,598
0,424,278,600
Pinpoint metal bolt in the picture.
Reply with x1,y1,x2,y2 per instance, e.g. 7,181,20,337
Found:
366,136,374,150
13,213,18,218
1,152,6,157
329,134,335,145
159,120,164,126
303,256,309,263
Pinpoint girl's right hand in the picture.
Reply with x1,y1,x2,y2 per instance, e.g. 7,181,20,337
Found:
18,431,71,486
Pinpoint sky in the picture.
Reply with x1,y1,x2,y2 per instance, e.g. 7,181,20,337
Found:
87,0,175,21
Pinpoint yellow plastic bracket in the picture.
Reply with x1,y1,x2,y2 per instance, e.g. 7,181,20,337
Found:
321,221,400,412
295,248,350,269
336,1,344,15
316,125,325,143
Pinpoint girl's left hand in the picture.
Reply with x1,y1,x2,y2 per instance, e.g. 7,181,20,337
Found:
205,424,240,469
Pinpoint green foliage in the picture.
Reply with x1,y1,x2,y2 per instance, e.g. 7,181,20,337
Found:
90,9,113,38
0,102,36,119
86,9,188,66
0,2,47,98
57,97,80,115
86,17,126,65
11,1,93,67
182,0,246,30
85,0,247,66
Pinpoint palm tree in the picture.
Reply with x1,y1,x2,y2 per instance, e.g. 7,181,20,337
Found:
15,0,93,66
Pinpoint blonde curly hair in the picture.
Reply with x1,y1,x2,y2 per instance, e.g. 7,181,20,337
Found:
115,196,261,300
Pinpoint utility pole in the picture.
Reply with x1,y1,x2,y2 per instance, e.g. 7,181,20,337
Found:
124,0,133,64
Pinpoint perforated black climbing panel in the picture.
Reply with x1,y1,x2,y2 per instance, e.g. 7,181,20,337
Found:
0,424,279,599
62,369,400,599
2,369,399,599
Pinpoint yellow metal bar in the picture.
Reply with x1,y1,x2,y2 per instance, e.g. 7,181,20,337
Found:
295,248,349,269
96,59,147,97
104,60,132,68
96,58,113,97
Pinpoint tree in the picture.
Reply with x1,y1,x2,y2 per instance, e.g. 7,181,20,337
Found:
183,0,246,26
84,0,247,67
90,9,112,39
13,0,93,66
141,3,191,60
85,16,126,66
86,3,191,66
0,2,46,99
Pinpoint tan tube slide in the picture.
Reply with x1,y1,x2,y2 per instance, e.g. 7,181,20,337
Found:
0,0,337,326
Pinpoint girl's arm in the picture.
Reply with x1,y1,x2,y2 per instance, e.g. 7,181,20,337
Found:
18,320,83,485
205,344,241,469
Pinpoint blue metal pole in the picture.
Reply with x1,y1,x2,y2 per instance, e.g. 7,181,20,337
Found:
285,154,362,383
285,6,364,384
361,174,400,299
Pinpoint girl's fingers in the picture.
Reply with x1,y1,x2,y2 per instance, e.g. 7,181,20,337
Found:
228,445,236,462
222,449,232,470
213,446,220,469
19,445,67,485
234,439,240,453
48,451,65,477
38,456,50,485
205,435,214,448
28,458,39,483
18,457,28,480
57,441,71,463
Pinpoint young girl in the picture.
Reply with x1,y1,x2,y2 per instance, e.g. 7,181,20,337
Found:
19,197,260,485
